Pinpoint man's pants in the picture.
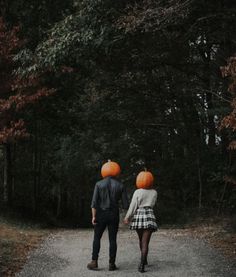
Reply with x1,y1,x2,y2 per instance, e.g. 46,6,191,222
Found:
92,209,119,262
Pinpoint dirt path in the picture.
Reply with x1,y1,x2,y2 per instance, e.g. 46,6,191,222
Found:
16,228,235,277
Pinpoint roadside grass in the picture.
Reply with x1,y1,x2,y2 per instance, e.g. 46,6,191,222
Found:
0,212,234,276
0,214,49,277
163,217,236,261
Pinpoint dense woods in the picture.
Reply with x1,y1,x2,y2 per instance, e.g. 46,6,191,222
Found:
0,0,235,226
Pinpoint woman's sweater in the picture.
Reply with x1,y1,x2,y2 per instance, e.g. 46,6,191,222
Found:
125,188,157,219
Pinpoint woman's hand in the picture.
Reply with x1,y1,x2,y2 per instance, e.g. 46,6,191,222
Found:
123,218,129,225
92,217,97,225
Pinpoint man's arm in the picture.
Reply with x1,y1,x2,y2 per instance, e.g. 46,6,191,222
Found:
91,208,97,225
121,185,129,210
91,184,99,225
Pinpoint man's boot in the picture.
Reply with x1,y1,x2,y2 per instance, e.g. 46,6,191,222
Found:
109,258,117,271
87,260,98,270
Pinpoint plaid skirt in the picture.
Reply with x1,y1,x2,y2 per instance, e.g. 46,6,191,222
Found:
130,206,157,231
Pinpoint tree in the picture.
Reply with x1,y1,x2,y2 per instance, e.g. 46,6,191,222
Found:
15,0,236,222
220,56,236,215
0,0,235,224
0,18,54,205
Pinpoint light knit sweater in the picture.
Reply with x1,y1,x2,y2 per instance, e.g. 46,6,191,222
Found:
125,188,157,220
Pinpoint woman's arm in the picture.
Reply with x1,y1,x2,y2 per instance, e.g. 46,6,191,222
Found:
154,190,158,204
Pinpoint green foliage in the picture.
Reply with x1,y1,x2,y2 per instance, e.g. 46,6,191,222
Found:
0,0,236,225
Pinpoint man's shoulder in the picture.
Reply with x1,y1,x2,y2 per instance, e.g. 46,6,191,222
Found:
111,178,123,186
96,179,106,186
96,177,123,187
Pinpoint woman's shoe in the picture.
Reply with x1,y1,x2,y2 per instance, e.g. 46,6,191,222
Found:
138,262,145,273
144,257,148,265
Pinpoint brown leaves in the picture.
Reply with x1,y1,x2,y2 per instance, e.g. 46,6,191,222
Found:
0,17,23,62
220,57,236,79
221,55,236,132
0,17,55,144
220,57,236,94
0,220,48,277
0,120,29,144
60,66,75,73
220,115,236,131
7,88,55,111
228,140,236,150
223,175,236,186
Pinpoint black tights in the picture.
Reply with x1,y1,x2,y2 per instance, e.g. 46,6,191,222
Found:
136,229,153,261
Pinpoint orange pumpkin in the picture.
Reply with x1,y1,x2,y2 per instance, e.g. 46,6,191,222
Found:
136,169,154,189
101,160,121,178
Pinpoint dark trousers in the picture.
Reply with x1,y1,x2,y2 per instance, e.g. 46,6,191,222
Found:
92,209,119,262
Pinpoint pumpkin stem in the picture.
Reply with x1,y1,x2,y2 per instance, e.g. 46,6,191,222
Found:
144,167,147,171
108,159,111,162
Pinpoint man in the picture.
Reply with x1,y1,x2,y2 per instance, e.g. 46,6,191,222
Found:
87,174,129,271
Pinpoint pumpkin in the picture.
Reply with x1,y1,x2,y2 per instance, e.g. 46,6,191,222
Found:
136,169,154,189
101,160,121,178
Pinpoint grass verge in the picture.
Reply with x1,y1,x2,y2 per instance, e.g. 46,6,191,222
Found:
164,218,236,261
0,215,49,277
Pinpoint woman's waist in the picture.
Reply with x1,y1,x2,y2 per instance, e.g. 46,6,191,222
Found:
137,206,153,210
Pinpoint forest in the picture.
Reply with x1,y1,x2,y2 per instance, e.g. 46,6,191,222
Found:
0,0,236,227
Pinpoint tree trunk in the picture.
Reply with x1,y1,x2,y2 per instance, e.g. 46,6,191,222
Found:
11,143,16,202
0,0,9,20
56,183,62,218
199,41,216,147
217,181,227,216
3,143,12,205
38,120,42,198
33,120,39,214
197,154,203,214
62,188,68,217
206,90,215,147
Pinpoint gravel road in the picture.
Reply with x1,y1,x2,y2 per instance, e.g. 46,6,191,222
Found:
17,228,235,277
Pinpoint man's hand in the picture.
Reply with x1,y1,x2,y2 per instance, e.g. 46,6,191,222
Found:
123,218,129,225
91,208,97,225
92,217,97,225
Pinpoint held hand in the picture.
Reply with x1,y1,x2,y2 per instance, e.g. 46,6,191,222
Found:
123,218,129,225
92,217,97,225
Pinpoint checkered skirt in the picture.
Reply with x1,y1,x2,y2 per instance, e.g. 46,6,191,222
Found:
130,206,157,231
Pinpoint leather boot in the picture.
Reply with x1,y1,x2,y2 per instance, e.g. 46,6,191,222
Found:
109,262,117,271
144,256,148,265
138,257,145,273
87,260,98,270
109,258,117,271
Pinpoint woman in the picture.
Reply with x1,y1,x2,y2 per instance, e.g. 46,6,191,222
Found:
124,185,157,273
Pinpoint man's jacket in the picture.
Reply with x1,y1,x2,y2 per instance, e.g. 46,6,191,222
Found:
91,176,129,211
